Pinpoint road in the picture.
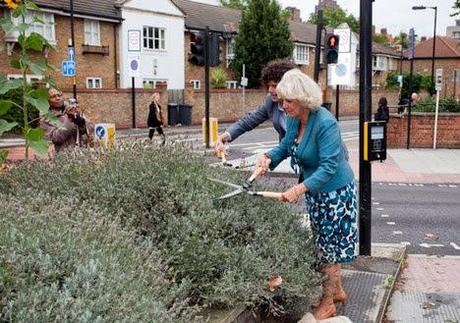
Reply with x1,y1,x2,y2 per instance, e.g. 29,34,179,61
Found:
225,121,460,256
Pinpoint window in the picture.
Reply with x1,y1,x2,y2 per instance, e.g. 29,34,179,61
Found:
10,11,55,43
86,77,102,89
143,26,165,50
293,44,309,65
190,80,201,90
8,74,43,83
453,31,460,39
143,79,167,89
373,56,388,71
84,20,100,46
226,39,235,67
226,81,238,89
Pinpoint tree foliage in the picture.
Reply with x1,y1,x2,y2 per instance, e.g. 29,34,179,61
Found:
308,6,359,34
394,32,408,49
220,0,248,10
452,0,460,16
231,0,294,88
372,33,388,45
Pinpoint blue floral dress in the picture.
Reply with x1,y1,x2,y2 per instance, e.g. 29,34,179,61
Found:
290,142,358,264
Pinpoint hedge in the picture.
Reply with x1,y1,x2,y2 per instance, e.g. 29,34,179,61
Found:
0,141,323,321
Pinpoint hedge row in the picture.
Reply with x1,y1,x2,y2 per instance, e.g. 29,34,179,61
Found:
0,141,322,321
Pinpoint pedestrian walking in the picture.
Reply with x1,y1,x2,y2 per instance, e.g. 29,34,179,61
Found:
256,69,357,320
214,59,298,155
375,97,389,122
147,92,165,145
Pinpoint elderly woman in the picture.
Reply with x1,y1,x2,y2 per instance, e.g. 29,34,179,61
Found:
256,69,357,320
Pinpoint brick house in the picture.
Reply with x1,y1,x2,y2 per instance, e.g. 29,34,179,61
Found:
403,36,460,98
0,0,121,90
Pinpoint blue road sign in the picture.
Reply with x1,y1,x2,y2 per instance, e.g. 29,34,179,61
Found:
61,60,76,77
68,47,75,61
95,125,105,138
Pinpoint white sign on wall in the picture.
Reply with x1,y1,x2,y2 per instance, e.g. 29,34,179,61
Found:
128,54,141,77
128,30,141,52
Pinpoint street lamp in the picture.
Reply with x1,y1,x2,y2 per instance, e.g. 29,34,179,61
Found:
412,5,437,96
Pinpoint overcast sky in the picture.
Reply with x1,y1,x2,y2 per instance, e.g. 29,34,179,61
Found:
190,0,458,38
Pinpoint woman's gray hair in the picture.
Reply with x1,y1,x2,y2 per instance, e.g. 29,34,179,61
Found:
276,69,322,111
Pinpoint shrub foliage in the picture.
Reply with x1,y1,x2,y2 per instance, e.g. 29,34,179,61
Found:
0,142,322,320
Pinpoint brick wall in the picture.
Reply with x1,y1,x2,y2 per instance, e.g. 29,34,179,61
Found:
402,58,460,98
387,113,460,148
0,9,118,90
182,83,401,125
61,83,168,129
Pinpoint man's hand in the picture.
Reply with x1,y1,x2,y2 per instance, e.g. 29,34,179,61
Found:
215,131,231,156
282,183,307,203
255,153,271,174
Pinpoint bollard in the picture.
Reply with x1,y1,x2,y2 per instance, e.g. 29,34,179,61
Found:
202,117,218,146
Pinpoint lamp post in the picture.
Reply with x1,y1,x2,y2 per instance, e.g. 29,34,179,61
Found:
412,5,437,96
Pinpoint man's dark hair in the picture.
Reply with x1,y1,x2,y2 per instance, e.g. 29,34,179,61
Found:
261,59,298,85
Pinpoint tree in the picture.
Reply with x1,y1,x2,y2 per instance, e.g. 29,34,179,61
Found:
372,33,388,45
394,32,408,49
452,0,460,16
220,0,248,10
0,0,59,162
308,6,359,34
231,0,294,88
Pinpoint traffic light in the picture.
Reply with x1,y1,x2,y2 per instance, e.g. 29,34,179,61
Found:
325,34,339,64
190,32,205,66
208,32,221,67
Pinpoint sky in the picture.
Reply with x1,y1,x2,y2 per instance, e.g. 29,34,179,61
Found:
190,0,458,38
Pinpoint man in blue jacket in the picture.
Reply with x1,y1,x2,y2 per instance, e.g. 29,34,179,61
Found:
214,59,297,155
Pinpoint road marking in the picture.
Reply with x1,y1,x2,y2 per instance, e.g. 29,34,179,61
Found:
372,202,380,205
450,242,460,250
449,184,458,188
381,214,390,218
377,207,384,211
419,243,444,248
400,241,411,246
393,231,403,235
387,222,396,225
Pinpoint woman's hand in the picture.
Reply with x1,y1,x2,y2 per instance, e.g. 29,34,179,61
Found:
255,153,271,174
214,132,230,156
282,183,307,203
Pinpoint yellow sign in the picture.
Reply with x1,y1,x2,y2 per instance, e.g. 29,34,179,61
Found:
95,123,116,149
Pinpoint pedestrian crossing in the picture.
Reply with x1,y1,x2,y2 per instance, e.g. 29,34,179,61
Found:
230,131,359,154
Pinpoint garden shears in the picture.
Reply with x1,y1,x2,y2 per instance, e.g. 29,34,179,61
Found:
208,166,283,201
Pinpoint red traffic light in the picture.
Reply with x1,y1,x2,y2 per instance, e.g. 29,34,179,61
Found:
326,34,339,49
190,32,203,43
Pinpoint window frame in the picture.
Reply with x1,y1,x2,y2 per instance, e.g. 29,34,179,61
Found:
9,10,56,44
86,77,102,89
143,26,166,51
293,44,309,65
84,19,101,46
190,80,201,90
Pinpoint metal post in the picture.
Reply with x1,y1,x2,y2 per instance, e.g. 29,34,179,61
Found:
205,26,210,149
359,0,373,256
314,10,323,83
242,64,246,110
433,89,440,149
407,59,414,149
131,77,136,128
335,85,340,120
454,70,457,98
70,0,77,99
430,7,437,96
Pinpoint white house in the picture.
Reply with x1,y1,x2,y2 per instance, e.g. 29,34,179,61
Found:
117,0,185,90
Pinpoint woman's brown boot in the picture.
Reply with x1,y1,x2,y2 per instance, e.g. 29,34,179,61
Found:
312,264,339,320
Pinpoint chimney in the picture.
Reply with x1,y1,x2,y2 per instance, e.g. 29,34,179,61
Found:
286,7,301,22
421,36,427,42
380,28,387,35
456,19,460,26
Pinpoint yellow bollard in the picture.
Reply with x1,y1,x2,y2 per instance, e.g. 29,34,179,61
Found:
202,117,218,146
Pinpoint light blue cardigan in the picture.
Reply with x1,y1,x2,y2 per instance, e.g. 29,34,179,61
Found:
267,107,354,193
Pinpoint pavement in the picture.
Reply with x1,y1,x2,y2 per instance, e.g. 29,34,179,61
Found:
1,122,460,322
